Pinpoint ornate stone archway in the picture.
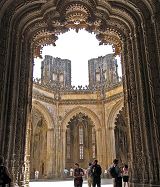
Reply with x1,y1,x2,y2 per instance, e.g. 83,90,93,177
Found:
105,98,124,166
32,100,54,130
60,106,104,174
29,100,55,179
107,99,124,130
0,0,160,186
114,107,129,165
62,106,102,130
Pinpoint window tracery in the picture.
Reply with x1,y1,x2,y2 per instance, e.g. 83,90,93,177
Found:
79,125,84,159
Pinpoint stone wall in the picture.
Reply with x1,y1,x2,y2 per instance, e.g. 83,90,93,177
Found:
30,83,124,178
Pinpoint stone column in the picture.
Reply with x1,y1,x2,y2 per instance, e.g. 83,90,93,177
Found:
105,106,116,168
60,129,66,177
55,125,59,178
124,35,144,184
96,128,102,165
140,21,160,185
23,114,32,187
101,101,107,169
56,124,65,178
46,129,55,178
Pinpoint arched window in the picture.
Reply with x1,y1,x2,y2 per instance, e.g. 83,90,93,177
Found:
52,73,57,81
79,125,84,159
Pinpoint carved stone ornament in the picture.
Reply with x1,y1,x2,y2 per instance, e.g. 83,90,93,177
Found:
33,0,122,58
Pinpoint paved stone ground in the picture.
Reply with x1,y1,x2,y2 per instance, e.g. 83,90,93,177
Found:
30,178,113,187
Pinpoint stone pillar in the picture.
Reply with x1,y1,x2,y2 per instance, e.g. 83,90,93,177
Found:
46,129,55,178
55,125,59,178
100,127,107,170
96,128,103,165
141,20,160,185
124,35,144,183
121,38,133,183
56,124,64,178
59,128,66,177
101,101,107,170
105,107,116,168
23,116,32,187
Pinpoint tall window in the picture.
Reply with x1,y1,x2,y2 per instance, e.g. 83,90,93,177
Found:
92,128,96,158
52,73,57,81
79,125,84,159
59,73,64,83
66,128,71,159
96,72,100,82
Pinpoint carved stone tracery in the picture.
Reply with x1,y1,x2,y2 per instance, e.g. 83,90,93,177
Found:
31,0,123,57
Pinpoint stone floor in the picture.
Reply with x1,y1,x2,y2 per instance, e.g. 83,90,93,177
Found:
30,178,113,187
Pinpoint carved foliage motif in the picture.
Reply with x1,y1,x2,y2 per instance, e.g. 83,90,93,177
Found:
34,0,122,57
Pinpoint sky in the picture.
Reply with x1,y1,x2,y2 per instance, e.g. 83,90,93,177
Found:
33,29,121,86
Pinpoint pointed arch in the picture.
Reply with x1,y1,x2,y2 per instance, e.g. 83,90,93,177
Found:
32,100,54,129
107,98,124,129
61,106,101,130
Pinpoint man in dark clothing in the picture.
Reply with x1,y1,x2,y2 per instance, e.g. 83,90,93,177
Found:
108,159,122,187
90,160,102,187
74,163,84,187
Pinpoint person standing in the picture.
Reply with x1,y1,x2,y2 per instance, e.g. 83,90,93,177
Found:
86,163,93,187
90,160,102,187
74,163,84,187
122,165,129,187
35,170,39,180
108,159,122,187
0,156,11,187
64,168,69,179
70,167,74,177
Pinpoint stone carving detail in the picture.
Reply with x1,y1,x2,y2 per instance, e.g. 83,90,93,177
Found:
33,77,122,93
126,36,144,183
114,107,129,164
34,0,122,57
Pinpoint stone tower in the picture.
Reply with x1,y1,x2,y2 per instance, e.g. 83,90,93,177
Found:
41,55,71,87
88,54,119,86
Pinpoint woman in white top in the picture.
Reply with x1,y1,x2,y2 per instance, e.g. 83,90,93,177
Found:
122,164,129,187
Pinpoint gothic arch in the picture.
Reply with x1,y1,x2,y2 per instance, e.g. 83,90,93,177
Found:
61,106,101,130
31,100,55,179
61,106,104,173
32,100,54,129
107,98,124,129
105,98,124,164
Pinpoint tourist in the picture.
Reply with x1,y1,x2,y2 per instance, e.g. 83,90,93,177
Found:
70,167,74,177
108,159,122,187
122,165,129,187
90,160,102,187
0,156,11,187
63,168,69,179
104,169,108,178
35,170,39,180
86,163,93,187
74,163,84,187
